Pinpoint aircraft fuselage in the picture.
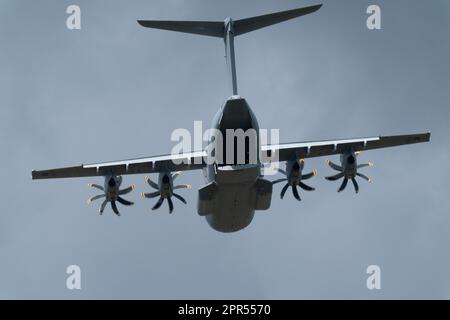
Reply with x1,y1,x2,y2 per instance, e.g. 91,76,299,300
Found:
198,95,273,232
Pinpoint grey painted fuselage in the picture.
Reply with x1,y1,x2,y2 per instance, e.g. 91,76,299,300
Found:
199,96,272,233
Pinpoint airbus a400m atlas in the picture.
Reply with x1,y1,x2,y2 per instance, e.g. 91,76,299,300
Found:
32,5,430,233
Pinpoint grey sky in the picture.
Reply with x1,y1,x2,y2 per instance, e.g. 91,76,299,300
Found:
0,0,449,299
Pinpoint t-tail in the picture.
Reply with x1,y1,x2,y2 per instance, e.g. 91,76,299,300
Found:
138,4,322,95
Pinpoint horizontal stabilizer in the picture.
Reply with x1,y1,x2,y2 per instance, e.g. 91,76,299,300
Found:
233,4,322,36
137,20,224,38
138,4,322,38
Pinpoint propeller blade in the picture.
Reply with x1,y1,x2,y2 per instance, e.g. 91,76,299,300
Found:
357,162,373,169
141,191,160,199
277,168,287,175
351,178,359,193
292,186,301,201
171,171,182,180
299,181,315,191
99,200,108,214
145,176,159,190
152,197,164,210
326,160,343,172
299,159,305,170
87,194,105,203
280,183,289,199
301,170,317,180
117,196,133,206
272,178,287,185
117,176,123,186
118,185,135,195
356,173,372,182
88,184,104,191
111,201,120,216
167,197,174,213
172,193,187,204
173,184,191,190
325,172,344,181
338,178,348,192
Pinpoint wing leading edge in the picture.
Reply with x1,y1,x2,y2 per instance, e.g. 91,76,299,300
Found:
32,151,207,180
262,133,431,163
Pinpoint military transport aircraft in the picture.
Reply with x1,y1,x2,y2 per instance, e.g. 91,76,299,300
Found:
32,4,430,233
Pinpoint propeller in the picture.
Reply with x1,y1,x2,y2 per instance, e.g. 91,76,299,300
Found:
141,172,191,214
272,159,317,201
325,151,373,193
87,175,135,216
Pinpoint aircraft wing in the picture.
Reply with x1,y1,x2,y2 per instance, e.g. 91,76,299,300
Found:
32,133,430,179
32,151,207,180
261,132,431,162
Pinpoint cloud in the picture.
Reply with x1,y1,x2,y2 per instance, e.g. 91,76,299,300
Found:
0,0,449,298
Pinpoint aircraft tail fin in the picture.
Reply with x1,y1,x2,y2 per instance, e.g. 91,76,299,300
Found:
138,4,322,95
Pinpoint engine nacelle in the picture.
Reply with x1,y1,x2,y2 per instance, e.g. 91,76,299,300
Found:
285,159,302,185
340,152,358,178
158,172,174,198
103,174,122,200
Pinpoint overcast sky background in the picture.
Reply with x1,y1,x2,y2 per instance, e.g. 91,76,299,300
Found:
0,0,449,299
